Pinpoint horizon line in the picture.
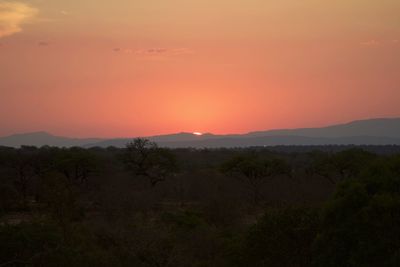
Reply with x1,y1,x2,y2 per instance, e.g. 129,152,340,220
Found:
1,116,399,140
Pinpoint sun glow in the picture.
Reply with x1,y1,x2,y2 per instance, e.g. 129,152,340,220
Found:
193,132,203,136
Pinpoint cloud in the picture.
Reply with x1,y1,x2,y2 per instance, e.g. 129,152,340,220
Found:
0,1,38,38
135,48,168,55
135,48,194,56
112,47,195,59
170,48,195,55
360,40,380,46
360,39,400,47
38,41,49,46
113,48,137,53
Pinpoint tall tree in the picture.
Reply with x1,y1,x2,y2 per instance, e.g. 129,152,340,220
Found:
221,155,290,205
310,148,376,184
123,138,177,187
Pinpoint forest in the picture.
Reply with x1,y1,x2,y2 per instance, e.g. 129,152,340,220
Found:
0,140,399,267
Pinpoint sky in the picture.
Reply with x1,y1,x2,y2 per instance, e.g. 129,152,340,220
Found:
0,0,399,138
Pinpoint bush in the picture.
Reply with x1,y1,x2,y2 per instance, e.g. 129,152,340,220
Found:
235,207,319,267
313,172,400,267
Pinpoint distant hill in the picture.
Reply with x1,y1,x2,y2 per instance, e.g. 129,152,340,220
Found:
0,132,104,148
88,118,400,148
246,118,400,139
1,118,400,148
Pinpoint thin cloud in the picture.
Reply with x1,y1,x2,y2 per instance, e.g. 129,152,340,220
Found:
135,48,168,55
0,1,38,38
171,48,195,55
112,48,135,53
135,47,194,56
112,47,195,58
113,48,136,54
360,40,380,46
360,39,400,47
38,41,49,46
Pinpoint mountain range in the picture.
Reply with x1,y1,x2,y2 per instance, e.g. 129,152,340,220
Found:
1,118,400,148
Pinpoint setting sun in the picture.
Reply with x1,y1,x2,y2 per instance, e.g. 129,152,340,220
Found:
193,132,203,136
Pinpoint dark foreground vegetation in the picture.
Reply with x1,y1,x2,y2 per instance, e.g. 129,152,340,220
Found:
1,140,400,266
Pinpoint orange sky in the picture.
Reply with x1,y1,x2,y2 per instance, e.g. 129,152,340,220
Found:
0,0,399,137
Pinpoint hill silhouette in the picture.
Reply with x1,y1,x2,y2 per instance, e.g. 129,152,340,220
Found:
1,118,400,148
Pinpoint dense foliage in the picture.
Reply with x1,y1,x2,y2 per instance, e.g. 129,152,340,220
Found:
0,141,399,266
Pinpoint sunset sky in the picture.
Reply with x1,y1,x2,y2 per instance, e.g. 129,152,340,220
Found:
0,0,399,138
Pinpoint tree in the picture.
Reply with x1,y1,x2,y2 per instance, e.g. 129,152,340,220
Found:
2,146,37,208
236,207,319,267
313,161,400,267
221,155,290,205
38,171,84,241
53,147,99,188
310,148,376,184
123,138,178,187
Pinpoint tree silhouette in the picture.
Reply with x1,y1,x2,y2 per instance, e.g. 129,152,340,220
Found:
310,148,376,184
2,147,37,209
313,166,400,266
53,147,99,188
221,155,290,205
123,138,177,187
